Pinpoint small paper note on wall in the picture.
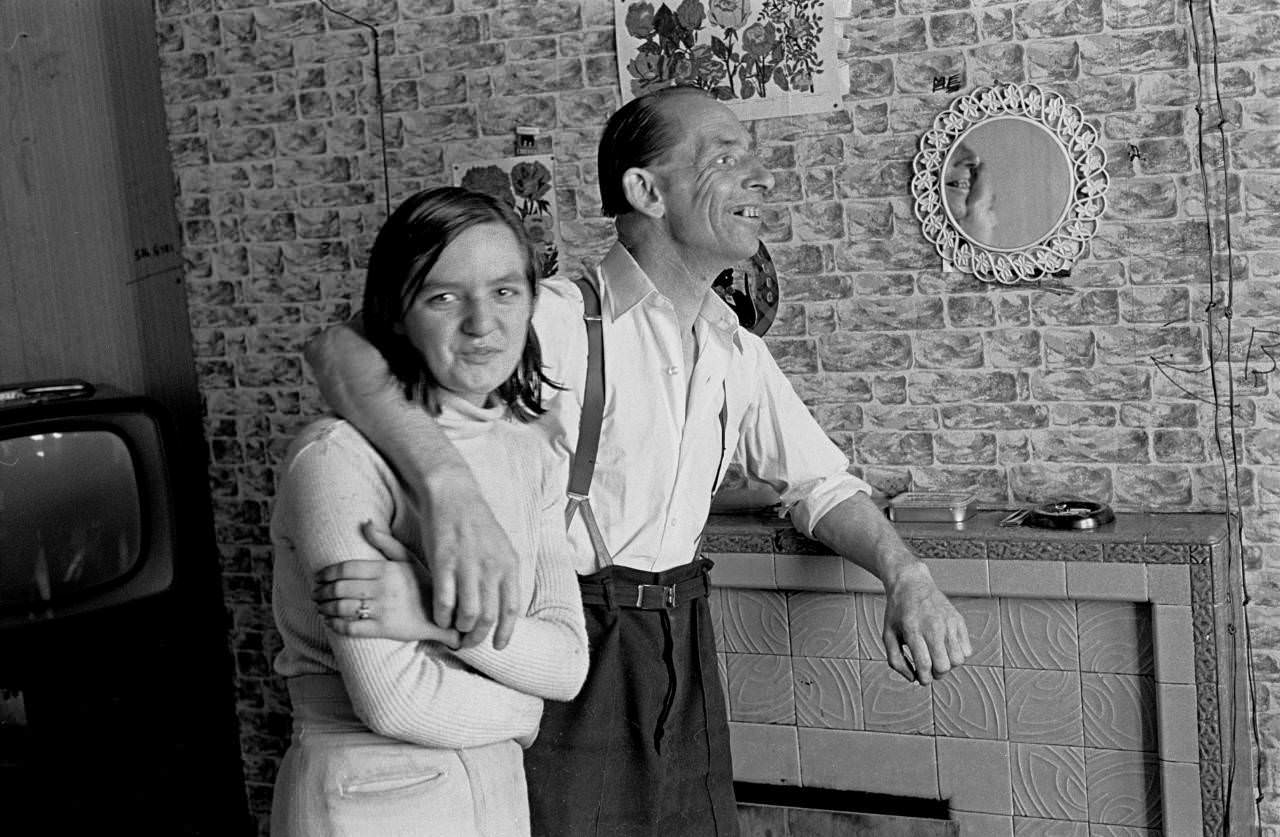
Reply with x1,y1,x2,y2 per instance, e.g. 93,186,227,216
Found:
452,155,562,279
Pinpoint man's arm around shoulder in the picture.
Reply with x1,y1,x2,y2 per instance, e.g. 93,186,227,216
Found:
304,320,523,649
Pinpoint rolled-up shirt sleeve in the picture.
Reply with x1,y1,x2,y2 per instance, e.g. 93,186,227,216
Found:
733,334,874,540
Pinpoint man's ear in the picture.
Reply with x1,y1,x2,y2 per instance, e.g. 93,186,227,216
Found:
620,166,665,219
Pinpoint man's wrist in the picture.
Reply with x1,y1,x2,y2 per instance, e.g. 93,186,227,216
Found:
880,554,931,591
416,458,475,504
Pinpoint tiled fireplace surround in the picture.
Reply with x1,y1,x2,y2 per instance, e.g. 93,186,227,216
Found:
701,510,1255,837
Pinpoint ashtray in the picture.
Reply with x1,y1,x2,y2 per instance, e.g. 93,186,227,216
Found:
887,491,978,524
1001,500,1115,530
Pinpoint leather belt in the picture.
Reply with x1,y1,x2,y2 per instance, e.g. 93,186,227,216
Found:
578,571,711,611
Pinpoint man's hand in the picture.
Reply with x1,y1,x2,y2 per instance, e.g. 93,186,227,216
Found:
881,562,971,685
314,522,461,647
419,465,522,649
304,319,523,650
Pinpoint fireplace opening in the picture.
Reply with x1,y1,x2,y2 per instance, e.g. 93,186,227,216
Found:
735,782,956,836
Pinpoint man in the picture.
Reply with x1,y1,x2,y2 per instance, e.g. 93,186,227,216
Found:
307,85,971,836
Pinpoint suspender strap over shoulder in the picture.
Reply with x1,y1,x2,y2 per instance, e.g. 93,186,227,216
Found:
566,274,612,565
568,274,604,500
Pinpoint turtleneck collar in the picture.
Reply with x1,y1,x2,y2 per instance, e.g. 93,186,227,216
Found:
431,390,507,439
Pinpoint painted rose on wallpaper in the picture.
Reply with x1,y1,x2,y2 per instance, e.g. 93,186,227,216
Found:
459,165,514,207
619,0,825,103
453,156,560,278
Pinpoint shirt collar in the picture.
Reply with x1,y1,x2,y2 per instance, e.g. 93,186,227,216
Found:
596,241,744,350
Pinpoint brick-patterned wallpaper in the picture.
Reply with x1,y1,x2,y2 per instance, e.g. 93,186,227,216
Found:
151,0,1279,831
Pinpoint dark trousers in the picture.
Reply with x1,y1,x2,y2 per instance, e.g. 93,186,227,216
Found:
524,560,739,837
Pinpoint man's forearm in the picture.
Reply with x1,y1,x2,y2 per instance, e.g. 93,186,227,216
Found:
809,492,926,587
306,322,465,488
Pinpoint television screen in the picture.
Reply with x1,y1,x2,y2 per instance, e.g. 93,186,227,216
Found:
0,429,143,613
0,382,175,630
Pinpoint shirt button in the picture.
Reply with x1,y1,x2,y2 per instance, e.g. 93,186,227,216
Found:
666,366,679,375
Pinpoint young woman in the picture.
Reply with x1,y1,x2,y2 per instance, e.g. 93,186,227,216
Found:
269,187,588,837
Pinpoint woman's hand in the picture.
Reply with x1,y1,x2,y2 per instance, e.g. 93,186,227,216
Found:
313,521,462,648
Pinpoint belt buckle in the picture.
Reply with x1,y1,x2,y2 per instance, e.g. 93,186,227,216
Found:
635,583,677,609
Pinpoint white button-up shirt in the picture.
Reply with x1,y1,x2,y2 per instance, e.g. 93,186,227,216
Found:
534,242,871,574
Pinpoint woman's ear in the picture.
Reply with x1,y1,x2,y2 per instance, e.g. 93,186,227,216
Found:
620,166,665,219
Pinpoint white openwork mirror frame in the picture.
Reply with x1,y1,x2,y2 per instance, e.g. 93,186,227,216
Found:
911,82,1109,285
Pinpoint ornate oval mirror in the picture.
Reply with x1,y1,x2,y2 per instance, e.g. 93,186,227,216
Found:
912,83,1108,284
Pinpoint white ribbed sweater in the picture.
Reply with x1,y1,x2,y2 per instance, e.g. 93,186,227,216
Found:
270,396,587,749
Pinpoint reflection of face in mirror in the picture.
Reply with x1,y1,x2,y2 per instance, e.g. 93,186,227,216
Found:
943,141,996,244
942,117,1072,251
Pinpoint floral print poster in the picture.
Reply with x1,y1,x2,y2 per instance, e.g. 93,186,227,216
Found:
615,0,841,120
451,155,561,279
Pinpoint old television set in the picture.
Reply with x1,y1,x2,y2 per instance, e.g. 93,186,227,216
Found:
0,379,251,833
0,379,178,632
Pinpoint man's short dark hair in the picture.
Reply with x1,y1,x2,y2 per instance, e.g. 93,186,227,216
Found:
597,86,712,218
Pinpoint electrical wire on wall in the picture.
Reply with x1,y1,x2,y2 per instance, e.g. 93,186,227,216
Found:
1146,0,1267,832
317,0,392,218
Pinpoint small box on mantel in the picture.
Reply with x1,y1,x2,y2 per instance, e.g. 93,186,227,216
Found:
887,491,978,524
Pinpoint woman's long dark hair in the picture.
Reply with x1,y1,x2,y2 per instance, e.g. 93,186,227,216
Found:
361,186,558,422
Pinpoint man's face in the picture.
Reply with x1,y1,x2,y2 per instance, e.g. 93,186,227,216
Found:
944,142,979,222
646,94,775,272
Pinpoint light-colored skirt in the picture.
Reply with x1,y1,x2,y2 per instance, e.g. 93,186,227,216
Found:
270,674,530,837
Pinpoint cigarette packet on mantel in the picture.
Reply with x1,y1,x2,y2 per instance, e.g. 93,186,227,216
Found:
886,491,978,524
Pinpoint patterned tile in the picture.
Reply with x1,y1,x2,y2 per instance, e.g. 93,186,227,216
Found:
722,588,790,655
1085,748,1162,829
708,586,725,649
1081,673,1157,752
786,591,859,658
855,593,888,660
1086,825,1159,837
793,655,862,730
1011,816,1088,836
933,664,1008,740
952,597,1003,667
1077,601,1153,675
726,652,795,725
1002,599,1079,671
1006,669,1083,746
861,659,934,734
1011,743,1087,820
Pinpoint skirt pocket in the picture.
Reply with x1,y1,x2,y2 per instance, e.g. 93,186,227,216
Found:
320,742,479,836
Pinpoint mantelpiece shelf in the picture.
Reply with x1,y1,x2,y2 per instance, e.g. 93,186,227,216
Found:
702,510,1251,837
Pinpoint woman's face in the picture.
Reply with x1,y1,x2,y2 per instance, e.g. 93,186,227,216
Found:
399,222,532,407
